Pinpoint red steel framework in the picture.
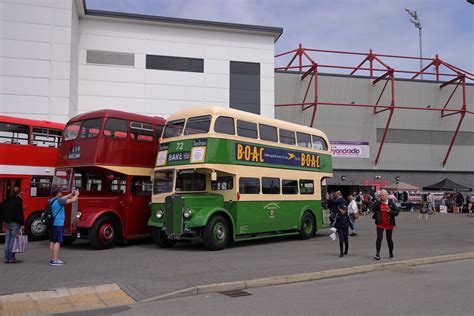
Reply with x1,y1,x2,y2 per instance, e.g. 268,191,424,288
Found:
275,44,473,167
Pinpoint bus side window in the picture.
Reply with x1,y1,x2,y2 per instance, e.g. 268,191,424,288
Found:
111,178,126,194
0,122,29,145
132,177,152,196
262,177,280,194
312,135,328,151
299,180,314,195
259,124,278,142
30,176,53,197
279,129,295,145
214,116,235,135
32,127,62,148
104,118,128,139
211,176,234,190
282,180,298,194
130,121,154,142
239,177,260,194
297,132,312,148
237,120,258,139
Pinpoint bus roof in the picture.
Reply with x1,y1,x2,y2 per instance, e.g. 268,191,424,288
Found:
68,109,166,125
166,106,328,139
0,115,64,130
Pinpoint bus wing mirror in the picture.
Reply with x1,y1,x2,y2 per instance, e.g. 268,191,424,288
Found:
211,171,217,181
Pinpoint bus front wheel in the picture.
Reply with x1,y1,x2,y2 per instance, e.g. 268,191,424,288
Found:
25,212,48,241
299,211,315,240
152,227,175,248
203,215,230,251
88,215,118,250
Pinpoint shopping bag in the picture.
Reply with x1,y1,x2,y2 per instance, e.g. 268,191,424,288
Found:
12,232,28,253
329,227,337,241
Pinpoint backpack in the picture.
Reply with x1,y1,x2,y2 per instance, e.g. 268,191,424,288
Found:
40,198,59,227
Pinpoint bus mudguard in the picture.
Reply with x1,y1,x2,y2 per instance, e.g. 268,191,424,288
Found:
186,207,236,238
75,208,124,231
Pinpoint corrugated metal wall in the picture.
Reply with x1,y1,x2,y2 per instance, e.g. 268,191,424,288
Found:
275,72,474,187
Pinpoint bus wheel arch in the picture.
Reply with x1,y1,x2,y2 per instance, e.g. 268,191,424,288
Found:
25,211,47,241
299,210,316,240
202,212,232,251
88,212,122,250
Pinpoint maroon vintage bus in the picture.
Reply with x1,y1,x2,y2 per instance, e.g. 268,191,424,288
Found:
53,110,166,249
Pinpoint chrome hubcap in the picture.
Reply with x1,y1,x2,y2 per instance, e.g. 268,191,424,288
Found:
31,218,46,235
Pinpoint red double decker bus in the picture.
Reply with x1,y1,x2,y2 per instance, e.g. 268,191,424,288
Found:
0,116,64,240
53,110,166,249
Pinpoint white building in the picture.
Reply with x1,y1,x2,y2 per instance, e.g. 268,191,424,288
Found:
0,0,283,122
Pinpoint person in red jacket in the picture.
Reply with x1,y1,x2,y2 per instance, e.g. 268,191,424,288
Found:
371,189,399,260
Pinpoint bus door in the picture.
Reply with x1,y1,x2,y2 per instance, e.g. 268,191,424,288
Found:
126,176,153,237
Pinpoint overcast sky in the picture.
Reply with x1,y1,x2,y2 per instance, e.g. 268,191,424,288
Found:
87,0,473,77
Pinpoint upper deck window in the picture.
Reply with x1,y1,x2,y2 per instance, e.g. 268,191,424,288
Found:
297,132,312,148
237,120,258,139
214,116,235,135
156,125,164,140
279,129,296,145
104,118,128,139
259,124,278,142
32,127,62,148
312,135,328,151
163,119,185,139
130,121,154,142
184,115,212,135
0,122,29,145
80,119,102,139
64,121,81,141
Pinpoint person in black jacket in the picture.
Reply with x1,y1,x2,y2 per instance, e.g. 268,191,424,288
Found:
1,187,25,264
371,190,399,260
333,205,354,257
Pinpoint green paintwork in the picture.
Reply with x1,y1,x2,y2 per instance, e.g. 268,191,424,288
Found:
161,137,332,173
149,193,324,241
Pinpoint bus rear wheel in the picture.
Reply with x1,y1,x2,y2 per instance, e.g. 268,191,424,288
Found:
152,227,176,248
25,212,47,241
203,215,230,251
299,211,315,240
88,215,118,250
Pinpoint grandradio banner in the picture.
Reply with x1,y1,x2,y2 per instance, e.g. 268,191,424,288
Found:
330,141,370,158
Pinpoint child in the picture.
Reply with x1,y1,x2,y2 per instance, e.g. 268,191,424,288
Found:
333,206,354,257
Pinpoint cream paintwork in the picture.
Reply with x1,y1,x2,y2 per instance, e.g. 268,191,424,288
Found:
151,163,332,204
160,106,332,155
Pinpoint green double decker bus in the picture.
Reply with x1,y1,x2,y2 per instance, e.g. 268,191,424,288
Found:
148,106,333,250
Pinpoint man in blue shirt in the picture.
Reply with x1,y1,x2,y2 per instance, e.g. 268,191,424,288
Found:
49,188,79,266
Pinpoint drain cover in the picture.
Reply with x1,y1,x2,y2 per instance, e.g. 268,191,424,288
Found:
393,267,426,275
220,290,253,298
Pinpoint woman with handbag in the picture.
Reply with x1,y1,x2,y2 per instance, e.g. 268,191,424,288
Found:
1,187,25,264
372,189,400,260
347,195,358,236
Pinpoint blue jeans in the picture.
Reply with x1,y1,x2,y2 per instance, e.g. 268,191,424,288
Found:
349,214,357,232
4,222,20,262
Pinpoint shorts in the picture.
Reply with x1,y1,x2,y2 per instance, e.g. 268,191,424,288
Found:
49,225,64,243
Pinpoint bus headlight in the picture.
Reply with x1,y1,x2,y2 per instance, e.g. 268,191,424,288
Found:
156,209,164,219
183,208,192,219
76,212,82,219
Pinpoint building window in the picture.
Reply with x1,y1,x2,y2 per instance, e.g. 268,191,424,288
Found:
86,50,135,66
230,61,260,114
146,55,204,73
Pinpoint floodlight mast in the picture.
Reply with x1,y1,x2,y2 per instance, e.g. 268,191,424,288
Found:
405,8,423,79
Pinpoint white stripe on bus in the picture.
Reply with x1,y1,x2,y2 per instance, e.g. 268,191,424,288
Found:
0,165,55,176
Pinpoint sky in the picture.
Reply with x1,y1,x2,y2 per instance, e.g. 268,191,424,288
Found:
86,0,473,77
